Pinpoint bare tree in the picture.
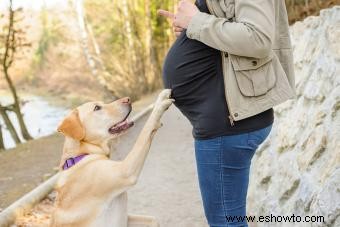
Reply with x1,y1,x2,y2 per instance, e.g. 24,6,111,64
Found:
0,0,32,147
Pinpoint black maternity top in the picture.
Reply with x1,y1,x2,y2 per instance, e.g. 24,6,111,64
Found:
162,0,274,140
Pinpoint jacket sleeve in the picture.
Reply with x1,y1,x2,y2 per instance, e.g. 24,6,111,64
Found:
186,0,275,58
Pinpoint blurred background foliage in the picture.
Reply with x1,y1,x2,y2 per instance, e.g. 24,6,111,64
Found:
82,0,339,99
0,0,339,104
0,0,338,148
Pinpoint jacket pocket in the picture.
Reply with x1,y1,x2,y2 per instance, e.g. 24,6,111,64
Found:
230,52,277,97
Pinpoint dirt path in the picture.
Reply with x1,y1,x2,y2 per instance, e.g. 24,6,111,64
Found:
115,104,207,227
0,134,63,211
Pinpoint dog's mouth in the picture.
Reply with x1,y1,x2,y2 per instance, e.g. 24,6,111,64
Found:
108,109,134,134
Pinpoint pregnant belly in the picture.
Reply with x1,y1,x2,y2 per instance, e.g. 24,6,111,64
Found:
162,32,220,100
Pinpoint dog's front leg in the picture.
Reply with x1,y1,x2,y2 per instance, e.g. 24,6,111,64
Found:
122,89,173,183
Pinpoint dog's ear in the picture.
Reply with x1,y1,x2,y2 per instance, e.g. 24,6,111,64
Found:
57,109,85,141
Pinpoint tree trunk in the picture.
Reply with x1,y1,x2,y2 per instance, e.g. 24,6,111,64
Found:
74,0,115,98
0,124,5,150
121,0,135,54
0,104,21,145
12,101,32,140
86,23,119,99
2,62,32,140
2,0,32,140
75,0,98,77
305,0,310,15
2,67,32,140
2,69,32,140
144,0,159,91
121,0,147,94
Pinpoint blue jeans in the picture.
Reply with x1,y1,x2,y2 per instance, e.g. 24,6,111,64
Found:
194,124,273,227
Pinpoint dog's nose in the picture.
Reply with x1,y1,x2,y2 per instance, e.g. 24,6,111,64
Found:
120,97,131,104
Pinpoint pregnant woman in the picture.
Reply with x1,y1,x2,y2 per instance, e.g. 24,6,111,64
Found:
159,0,296,226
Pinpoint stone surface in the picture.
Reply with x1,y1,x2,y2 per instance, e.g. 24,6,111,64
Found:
247,6,340,227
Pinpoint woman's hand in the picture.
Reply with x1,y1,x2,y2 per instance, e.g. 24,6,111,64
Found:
174,0,199,29
158,0,199,37
157,9,183,37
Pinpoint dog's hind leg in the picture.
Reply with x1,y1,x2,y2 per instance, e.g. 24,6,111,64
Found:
128,214,160,227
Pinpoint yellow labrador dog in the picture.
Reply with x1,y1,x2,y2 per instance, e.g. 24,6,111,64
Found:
50,89,173,227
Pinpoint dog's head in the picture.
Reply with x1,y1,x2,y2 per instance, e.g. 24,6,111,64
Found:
57,97,134,144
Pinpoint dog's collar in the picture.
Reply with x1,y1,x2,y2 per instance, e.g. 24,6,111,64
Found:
62,154,88,170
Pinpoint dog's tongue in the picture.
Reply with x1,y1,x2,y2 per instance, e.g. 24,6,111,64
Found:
109,119,134,134
116,119,128,127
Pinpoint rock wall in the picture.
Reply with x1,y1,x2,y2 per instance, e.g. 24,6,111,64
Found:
248,6,340,227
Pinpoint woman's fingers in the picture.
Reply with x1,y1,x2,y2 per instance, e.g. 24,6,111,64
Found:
173,26,184,32
172,21,183,30
173,25,184,37
158,8,184,37
157,9,175,20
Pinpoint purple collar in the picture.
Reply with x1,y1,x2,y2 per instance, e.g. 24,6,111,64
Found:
62,154,88,170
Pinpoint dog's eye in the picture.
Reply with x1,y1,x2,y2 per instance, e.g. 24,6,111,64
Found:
94,105,102,111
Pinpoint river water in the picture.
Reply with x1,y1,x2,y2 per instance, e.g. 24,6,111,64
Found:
0,94,69,149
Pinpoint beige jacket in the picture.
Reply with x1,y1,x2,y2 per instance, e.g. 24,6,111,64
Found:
186,0,297,126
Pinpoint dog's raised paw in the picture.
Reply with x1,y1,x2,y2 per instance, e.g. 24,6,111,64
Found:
156,89,172,103
154,89,173,111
